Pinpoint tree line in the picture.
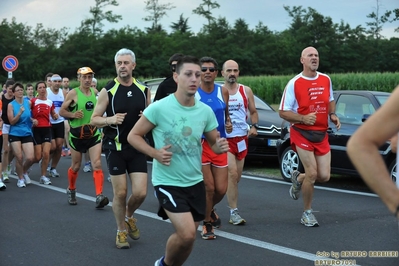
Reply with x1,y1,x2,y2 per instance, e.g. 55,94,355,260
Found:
0,0,398,83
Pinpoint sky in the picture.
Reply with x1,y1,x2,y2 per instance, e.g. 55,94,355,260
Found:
0,0,398,38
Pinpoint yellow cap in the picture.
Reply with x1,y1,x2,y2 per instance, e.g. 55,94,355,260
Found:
77,67,95,75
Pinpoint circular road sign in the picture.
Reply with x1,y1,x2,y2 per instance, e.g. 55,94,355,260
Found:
2,55,19,72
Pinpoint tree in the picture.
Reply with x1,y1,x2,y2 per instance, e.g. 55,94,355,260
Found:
365,0,392,39
170,14,191,33
80,0,122,37
192,0,220,26
143,0,176,32
387,8,399,33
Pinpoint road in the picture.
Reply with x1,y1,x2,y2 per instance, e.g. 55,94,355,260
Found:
1,155,398,266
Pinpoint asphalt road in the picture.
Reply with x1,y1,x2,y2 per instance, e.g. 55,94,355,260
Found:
1,155,398,266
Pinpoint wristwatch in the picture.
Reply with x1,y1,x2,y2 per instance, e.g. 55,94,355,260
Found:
250,123,259,128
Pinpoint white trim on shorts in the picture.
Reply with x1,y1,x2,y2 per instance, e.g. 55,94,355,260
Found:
2,124,10,134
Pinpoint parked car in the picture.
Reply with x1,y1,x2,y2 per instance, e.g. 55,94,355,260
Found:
276,90,396,182
144,78,283,159
143,77,166,102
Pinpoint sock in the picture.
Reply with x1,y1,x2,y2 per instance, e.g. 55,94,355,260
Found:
68,167,78,190
161,257,170,266
93,170,104,195
230,208,238,215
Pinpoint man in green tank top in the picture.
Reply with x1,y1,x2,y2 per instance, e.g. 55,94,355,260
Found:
59,67,109,209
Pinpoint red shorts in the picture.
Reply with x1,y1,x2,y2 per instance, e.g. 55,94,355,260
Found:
227,136,248,161
201,139,228,167
290,126,330,156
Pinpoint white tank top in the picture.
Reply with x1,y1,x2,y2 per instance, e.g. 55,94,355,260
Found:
46,87,65,124
227,84,248,138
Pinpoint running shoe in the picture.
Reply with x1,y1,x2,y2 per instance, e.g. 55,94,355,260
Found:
0,180,6,190
17,179,26,188
61,149,67,157
301,209,319,227
2,172,9,183
201,222,216,240
23,173,32,185
40,176,52,185
154,256,165,266
67,188,77,205
125,217,140,240
229,209,246,225
289,170,302,200
49,169,60,178
116,230,130,249
95,194,109,209
210,209,221,228
83,162,92,173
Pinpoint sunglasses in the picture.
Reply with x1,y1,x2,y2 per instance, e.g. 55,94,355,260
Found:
201,67,216,72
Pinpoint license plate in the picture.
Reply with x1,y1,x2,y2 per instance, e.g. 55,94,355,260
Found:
268,139,277,146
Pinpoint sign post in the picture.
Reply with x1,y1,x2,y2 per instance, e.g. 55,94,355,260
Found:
2,55,19,79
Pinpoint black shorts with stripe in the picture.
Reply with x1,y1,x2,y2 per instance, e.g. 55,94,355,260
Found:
154,181,206,222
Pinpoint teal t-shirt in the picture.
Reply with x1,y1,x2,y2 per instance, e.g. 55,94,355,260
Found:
144,94,218,187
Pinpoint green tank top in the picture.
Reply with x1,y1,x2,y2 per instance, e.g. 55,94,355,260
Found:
69,87,97,128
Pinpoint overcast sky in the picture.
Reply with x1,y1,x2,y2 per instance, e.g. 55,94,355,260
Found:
0,0,398,38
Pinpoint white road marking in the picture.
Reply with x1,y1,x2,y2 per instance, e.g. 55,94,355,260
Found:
242,174,378,198
9,174,364,265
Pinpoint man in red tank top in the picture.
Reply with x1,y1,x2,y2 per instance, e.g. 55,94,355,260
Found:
279,47,341,227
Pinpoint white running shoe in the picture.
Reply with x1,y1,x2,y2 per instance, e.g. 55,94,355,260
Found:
0,180,6,190
49,169,60,178
17,179,26,188
40,176,52,185
23,173,32,184
83,163,92,173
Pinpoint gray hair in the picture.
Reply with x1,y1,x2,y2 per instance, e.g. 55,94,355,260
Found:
114,48,136,63
92,77,97,84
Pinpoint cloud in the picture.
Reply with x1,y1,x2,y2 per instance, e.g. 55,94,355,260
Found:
0,0,397,38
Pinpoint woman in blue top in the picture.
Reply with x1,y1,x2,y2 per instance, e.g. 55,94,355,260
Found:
7,82,38,188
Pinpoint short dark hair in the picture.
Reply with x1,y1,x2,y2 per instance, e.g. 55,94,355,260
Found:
11,82,24,93
45,72,54,80
5,79,15,88
25,83,33,89
200,56,218,69
175,56,201,74
168,53,184,65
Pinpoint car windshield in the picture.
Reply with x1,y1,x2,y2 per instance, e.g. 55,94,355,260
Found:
375,95,389,106
254,96,274,111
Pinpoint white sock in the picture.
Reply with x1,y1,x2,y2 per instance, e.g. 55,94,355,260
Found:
230,208,238,214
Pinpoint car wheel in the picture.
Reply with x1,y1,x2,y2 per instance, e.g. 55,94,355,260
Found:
280,146,299,182
388,160,397,183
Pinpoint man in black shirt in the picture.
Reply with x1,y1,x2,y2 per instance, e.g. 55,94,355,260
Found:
153,53,184,101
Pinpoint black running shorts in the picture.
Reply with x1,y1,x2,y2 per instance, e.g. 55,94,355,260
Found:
154,181,206,222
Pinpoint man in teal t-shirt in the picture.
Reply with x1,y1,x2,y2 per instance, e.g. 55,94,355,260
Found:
128,56,230,266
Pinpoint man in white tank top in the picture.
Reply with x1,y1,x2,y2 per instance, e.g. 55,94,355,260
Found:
222,60,259,225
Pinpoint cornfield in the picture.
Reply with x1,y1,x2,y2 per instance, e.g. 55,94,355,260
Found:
78,72,399,105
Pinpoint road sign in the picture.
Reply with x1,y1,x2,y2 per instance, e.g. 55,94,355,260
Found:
2,55,19,72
